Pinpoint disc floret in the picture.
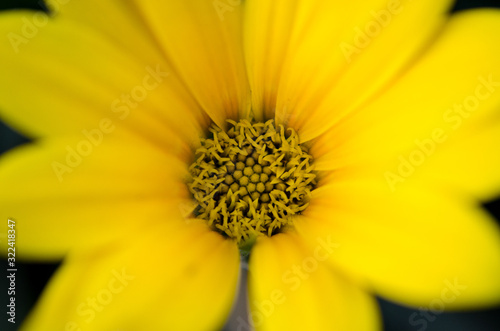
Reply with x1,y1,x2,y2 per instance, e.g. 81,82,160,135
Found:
188,119,316,246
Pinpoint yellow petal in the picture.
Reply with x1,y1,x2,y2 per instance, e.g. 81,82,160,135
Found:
243,0,297,122
0,10,206,155
297,180,500,308
312,9,500,178
133,0,250,126
44,0,164,64
420,117,500,200
248,233,380,331
244,0,453,139
0,136,189,260
20,221,240,331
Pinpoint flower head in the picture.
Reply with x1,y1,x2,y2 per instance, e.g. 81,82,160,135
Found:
1,1,500,330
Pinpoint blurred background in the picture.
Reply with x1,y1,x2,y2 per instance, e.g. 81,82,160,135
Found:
1,0,500,330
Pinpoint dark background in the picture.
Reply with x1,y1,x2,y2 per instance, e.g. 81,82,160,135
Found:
1,0,500,330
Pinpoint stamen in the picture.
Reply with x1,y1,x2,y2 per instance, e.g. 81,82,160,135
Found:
187,119,317,247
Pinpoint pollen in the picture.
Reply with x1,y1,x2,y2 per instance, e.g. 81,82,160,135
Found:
187,119,317,247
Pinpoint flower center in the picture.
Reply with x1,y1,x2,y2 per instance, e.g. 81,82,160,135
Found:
187,119,316,248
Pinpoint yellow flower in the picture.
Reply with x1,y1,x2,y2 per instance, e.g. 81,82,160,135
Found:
1,0,500,330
